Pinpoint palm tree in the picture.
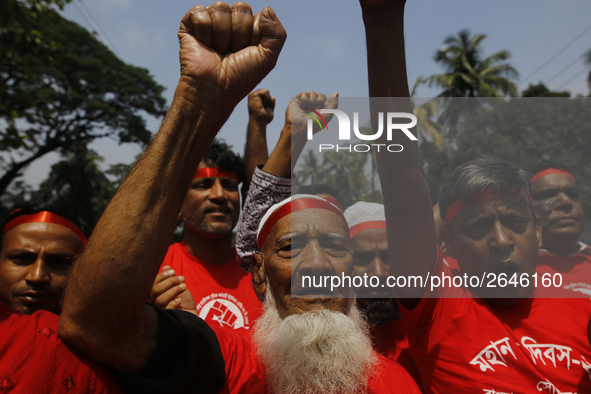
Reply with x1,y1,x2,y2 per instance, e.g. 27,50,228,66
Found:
419,29,518,98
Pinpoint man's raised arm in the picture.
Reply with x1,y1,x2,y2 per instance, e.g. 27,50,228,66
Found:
58,2,286,373
361,0,436,304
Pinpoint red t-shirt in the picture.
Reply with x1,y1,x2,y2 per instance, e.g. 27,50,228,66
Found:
0,302,123,394
402,250,591,394
536,243,591,298
371,320,423,391
212,325,421,394
161,242,263,330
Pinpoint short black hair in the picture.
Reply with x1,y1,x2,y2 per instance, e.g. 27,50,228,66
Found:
439,158,533,229
297,184,340,201
202,139,245,184
529,161,575,181
1,204,87,250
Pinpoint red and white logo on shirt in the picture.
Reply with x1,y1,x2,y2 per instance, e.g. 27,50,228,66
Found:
197,292,250,330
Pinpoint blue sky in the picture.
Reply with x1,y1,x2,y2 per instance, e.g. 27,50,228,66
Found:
21,0,591,186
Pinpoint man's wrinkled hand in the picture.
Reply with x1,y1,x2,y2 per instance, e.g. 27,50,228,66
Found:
178,2,287,106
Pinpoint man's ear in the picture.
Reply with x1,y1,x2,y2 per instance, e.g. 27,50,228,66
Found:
252,253,266,296
442,226,456,259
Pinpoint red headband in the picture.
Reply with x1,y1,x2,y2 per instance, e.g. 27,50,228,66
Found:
194,168,238,181
322,197,344,211
349,221,387,239
257,198,347,251
444,188,531,226
531,168,575,183
2,211,87,244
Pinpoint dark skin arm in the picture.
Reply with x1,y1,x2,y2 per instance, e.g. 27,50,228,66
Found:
243,89,275,192
58,1,286,373
362,0,437,308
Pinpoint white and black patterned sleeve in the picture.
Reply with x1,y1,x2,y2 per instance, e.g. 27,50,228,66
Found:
236,166,294,272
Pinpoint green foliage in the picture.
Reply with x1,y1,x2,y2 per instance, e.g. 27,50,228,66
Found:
420,98,591,215
295,143,381,209
418,29,519,98
0,0,167,194
522,83,570,97
29,148,115,230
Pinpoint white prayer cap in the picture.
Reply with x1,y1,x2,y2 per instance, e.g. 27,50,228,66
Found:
344,202,387,239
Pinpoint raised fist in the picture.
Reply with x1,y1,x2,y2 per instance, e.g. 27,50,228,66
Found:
178,2,287,106
286,91,339,139
248,89,275,125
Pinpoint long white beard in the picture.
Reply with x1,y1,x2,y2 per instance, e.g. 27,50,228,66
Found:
253,291,377,394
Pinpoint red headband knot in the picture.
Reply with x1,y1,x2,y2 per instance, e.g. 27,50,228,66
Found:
257,198,347,251
194,167,238,181
444,187,531,226
349,221,387,239
2,211,87,244
531,168,575,183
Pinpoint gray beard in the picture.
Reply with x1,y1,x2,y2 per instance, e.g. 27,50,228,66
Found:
253,291,377,394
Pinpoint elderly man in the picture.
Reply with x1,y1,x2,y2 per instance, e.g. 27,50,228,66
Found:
530,161,591,297
58,1,421,393
0,205,86,315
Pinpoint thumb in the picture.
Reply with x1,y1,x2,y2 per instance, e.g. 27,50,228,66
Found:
257,7,287,68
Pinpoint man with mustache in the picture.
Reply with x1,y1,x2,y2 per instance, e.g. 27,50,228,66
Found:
0,205,86,315
0,206,126,392
344,202,422,389
152,139,263,331
367,3,591,387
529,161,591,298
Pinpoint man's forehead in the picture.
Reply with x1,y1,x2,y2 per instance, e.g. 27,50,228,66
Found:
270,209,348,240
3,223,83,251
532,173,577,191
350,228,388,248
458,197,532,222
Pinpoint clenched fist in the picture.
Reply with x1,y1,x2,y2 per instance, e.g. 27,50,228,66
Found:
178,2,287,107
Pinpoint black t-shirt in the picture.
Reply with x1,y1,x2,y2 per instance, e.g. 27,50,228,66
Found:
113,304,225,394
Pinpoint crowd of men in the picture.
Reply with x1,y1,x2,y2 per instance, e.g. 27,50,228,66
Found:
0,0,590,393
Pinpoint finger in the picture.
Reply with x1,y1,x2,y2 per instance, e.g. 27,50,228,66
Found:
230,2,253,52
154,284,187,308
261,92,274,108
152,269,176,286
256,7,287,69
152,275,185,296
326,92,339,110
166,298,182,310
209,1,233,55
271,96,276,109
308,91,320,111
250,11,261,46
181,5,212,48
